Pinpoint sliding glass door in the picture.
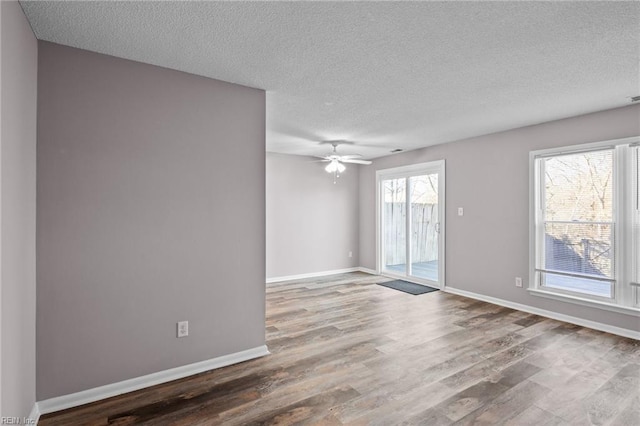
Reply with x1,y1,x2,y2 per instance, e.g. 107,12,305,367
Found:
382,177,407,274
378,161,445,287
410,173,440,281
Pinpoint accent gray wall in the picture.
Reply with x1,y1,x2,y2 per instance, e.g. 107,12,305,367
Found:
37,42,266,399
359,104,640,333
0,1,38,417
266,153,359,278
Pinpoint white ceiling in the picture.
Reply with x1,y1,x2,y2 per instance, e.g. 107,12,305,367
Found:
20,1,640,159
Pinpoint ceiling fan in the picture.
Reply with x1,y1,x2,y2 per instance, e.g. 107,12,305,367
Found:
315,141,372,183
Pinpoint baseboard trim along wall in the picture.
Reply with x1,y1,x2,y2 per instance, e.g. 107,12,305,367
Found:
35,345,270,417
266,267,364,284
29,404,41,425
444,286,640,340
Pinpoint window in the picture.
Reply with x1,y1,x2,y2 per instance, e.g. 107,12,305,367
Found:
633,145,640,307
530,137,639,313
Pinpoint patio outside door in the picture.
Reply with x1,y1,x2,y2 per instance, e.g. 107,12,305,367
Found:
377,161,445,287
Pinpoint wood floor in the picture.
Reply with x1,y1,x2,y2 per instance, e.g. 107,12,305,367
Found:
40,272,640,425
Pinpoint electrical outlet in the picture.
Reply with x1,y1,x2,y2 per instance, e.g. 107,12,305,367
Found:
515,277,523,288
458,207,464,216
349,251,353,258
177,321,189,338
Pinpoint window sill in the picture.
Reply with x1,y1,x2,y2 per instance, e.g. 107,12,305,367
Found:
528,288,640,316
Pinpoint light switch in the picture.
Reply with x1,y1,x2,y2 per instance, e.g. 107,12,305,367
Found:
458,207,464,216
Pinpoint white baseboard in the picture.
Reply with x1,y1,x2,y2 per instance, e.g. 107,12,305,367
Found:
266,267,362,284
29,403,41,424
36,345,270,417
357,267,377,275
444,286,640,340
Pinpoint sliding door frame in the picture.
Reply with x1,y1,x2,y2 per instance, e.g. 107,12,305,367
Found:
375,160,446,288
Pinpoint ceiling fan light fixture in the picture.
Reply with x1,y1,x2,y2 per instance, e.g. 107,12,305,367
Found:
325,160,346,174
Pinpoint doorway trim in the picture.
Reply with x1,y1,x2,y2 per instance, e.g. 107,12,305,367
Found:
375,160,446,288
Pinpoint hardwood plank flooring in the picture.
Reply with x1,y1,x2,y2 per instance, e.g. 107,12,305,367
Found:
39,272,640,425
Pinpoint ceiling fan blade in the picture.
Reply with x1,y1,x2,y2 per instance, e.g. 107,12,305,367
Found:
339,154,363,160
311,157,332,163
342,159,373,165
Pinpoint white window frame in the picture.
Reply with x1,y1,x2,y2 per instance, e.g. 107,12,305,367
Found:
631,144,640,307
529,136,640,315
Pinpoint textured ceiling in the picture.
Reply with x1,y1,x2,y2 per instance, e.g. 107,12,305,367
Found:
20,1,640,159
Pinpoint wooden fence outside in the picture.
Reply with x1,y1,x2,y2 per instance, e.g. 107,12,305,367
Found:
384,202,438,265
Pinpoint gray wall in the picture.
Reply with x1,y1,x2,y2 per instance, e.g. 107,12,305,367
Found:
37,42,266,399
360,104,640,333
0,1,38,417
266,153,359,278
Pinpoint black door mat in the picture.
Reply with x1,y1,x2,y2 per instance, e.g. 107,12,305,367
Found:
377,280,439,295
